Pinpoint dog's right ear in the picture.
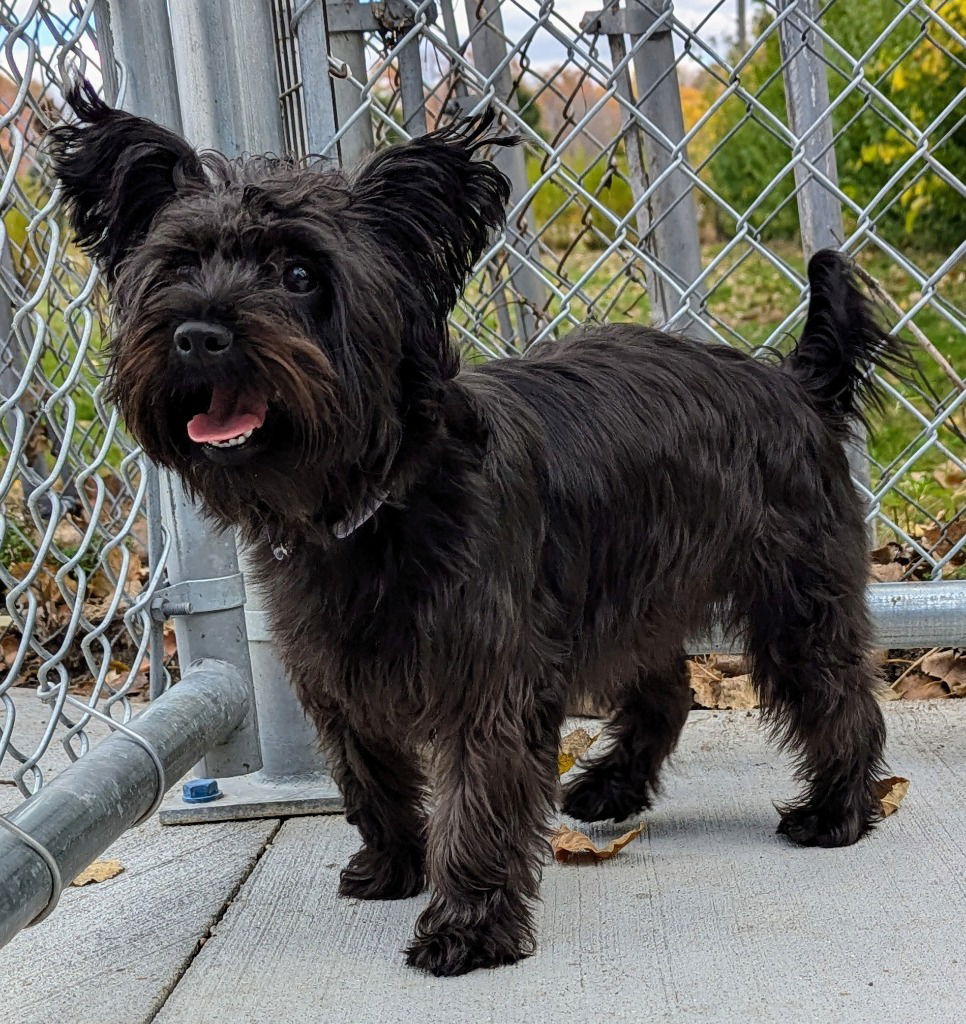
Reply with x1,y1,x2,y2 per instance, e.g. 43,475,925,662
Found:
349,110,516,328
48,79,204,280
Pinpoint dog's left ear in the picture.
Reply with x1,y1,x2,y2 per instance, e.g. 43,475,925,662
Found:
350,111,517,325
48,79,205,280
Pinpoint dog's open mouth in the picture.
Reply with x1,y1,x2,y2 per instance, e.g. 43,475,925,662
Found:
187,385,268,450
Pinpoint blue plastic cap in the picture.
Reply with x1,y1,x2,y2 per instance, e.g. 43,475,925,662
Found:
182,778,223,804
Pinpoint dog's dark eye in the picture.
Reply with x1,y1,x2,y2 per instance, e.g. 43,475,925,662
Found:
283,263,316,294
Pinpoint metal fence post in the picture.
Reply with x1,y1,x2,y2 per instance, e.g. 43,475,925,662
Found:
324,0,376,167
323,1,432,158
627,0,705,334
290,0,338,155
101,0,181,129
584,2,706,335
777,0,844,257
464,0,547,344
155,476,260,775
158,0,339,820
777,0,869,492
106,0,262,778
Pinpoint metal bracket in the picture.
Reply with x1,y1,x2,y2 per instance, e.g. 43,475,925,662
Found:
581,4,668,37
326,0,437,34
150,572,246,621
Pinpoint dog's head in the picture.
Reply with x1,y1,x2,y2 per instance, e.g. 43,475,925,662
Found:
50,80,513,536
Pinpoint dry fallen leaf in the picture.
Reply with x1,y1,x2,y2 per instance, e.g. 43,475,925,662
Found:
874,777,910,818
932,460,966,492
891,670,950,701
550,822,644,863
869,562,906,582
52,517,85,550
920,522,966,566
708,653,749,677
72,858,124,886
871,542,905,565
920,649,966,697
558,727,599,775
689,660,758,710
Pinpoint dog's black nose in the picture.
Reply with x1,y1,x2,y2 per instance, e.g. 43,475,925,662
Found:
173,321,233,364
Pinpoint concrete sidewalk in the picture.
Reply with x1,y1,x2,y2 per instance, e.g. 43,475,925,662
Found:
3,702,964,1024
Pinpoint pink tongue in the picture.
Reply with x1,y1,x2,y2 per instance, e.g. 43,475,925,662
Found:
187,386,268,443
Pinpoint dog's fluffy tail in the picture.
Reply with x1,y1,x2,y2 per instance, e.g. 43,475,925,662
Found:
785,250,912,436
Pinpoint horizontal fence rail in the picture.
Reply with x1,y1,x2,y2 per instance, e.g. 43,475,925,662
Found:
0,659,251,948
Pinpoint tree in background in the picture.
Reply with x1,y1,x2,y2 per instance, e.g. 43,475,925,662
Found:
701,0,966,251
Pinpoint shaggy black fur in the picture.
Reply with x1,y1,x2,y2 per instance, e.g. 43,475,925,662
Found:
51,82,910,976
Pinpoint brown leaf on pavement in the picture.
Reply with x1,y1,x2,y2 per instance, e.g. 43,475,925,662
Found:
920,649,966,697
874,777,910,818
689,660,758,709
550,822,644,863
891,670,951,700
72,858,125,886
558,727,599,775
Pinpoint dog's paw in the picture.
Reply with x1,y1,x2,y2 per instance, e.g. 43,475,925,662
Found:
777,801,878,848
338,843,425,900
405,892,536,976
404,925,530,977
561,770,649,824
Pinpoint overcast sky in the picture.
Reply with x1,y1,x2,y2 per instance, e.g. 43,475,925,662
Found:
495,0,740,67
3,1,744,91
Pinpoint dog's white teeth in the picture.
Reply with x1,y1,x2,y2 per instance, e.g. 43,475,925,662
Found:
208,428,254,449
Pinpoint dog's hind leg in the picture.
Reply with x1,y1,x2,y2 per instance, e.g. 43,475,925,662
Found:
309,698,428,900
561,649,691,823
405,686,564,976
745,559,886,848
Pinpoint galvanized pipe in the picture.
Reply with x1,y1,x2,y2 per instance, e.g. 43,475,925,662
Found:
104,0,182,130
777,0,869,493
325,0,376,168
627,0,706,335
292,0,339,155
690,582,966,654
158,476,262,778
0,660,251,950
463,0,547,345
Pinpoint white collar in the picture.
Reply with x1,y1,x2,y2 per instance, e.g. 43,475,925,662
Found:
269,489,389,561
332,490,389,540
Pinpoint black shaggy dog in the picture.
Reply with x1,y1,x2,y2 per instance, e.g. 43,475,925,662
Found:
52,82,907,976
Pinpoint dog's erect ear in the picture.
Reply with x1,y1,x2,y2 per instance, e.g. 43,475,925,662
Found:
48,79,204,279
350,110,517,326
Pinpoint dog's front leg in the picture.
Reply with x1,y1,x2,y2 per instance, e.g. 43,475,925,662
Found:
304,696,428,900
405,705,562,976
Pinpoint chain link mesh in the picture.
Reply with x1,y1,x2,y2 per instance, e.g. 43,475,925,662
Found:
290,0,964,575
1,0,166,799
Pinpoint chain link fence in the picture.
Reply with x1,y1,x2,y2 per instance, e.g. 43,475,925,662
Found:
294,0,964,573
1,0,169,801
1,0,964,815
